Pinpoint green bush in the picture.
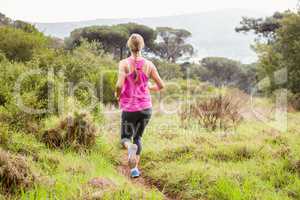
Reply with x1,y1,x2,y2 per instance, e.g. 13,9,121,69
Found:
97,70,118,105
0,93,44,132
0,123,10,148
0,51,6,63
29,41,118,105
0,27,49,62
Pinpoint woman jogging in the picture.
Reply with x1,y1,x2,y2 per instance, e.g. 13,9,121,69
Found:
115,33,165,178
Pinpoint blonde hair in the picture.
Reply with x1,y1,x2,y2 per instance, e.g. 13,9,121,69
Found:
127,33,145,53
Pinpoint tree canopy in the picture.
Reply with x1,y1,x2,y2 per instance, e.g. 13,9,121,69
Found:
67,23,157,60
154,27,194,63
237,10,300,94
235,12,284,42
0,12,39,33
67,24,194,63
200,57,256,91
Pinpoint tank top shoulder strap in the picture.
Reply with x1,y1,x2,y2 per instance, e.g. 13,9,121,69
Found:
127,57,145,71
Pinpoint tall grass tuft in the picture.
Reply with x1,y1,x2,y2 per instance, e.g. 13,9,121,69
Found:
42,112,97,150
0,149,35,194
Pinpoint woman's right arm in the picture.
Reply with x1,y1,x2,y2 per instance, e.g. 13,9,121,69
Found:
149,62,165,92
115,61,126,100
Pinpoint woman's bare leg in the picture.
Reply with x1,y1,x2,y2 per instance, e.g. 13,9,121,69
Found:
123,141,138,169
136,155,140,168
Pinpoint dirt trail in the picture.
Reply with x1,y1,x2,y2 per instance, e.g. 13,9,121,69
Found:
104,108,173,200
116,153,173,200
117,153,152,189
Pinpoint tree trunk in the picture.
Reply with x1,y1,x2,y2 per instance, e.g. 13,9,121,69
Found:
120,47,123,60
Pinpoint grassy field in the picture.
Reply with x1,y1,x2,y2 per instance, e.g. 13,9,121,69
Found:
139,110,300,200
1,96,300,200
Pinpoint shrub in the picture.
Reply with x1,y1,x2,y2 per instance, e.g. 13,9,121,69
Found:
0,149,35,193
42,112,97,150
0,60,26,106
91,104,105,124
180,89,246,131
97,70,118,105
152,79,213,105
41,128,64,148
0,89,7,106
0,93,45,132
288,92,300,111
0,51,6,63
272,90,300,111
63,113,97,147
0,27,49,62
0,123,10,148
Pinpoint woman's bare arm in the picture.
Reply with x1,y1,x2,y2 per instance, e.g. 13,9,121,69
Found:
115,61,126,99
149,62,165,92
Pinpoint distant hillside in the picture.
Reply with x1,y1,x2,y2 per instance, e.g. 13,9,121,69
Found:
35,9,267,63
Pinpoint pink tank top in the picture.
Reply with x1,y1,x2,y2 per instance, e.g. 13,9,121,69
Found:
119,57,152,112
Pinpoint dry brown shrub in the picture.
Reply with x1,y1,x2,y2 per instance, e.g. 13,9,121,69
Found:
285,159,300,175
180,89,246,131
292,160,300,174
64,113,96,147
0,149,35,193
41,128,64,148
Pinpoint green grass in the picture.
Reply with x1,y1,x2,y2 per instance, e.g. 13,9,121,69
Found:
140,112,300,200
1,131,163,200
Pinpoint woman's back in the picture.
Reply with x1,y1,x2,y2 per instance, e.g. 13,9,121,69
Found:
119,56,152,112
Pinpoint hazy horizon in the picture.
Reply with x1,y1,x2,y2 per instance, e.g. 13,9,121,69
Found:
35,8,269,24
1,0,298,23
34,9,262,63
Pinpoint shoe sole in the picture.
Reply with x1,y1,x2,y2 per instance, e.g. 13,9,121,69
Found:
128,144,138,169
131,174,139,178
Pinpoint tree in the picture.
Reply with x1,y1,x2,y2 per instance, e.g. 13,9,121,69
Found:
199,57,256,92
200,57,243,87
237,11,300,94
152,59,183,80
235,12,284,42
0,13,11,26
67,25,127,59
119,23,157,54
154,27,194,63
180,62,208,80
275,13,300,93
67,23,156,60
0,13,39,33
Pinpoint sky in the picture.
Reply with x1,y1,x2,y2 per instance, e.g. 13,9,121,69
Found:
1,0,298,23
